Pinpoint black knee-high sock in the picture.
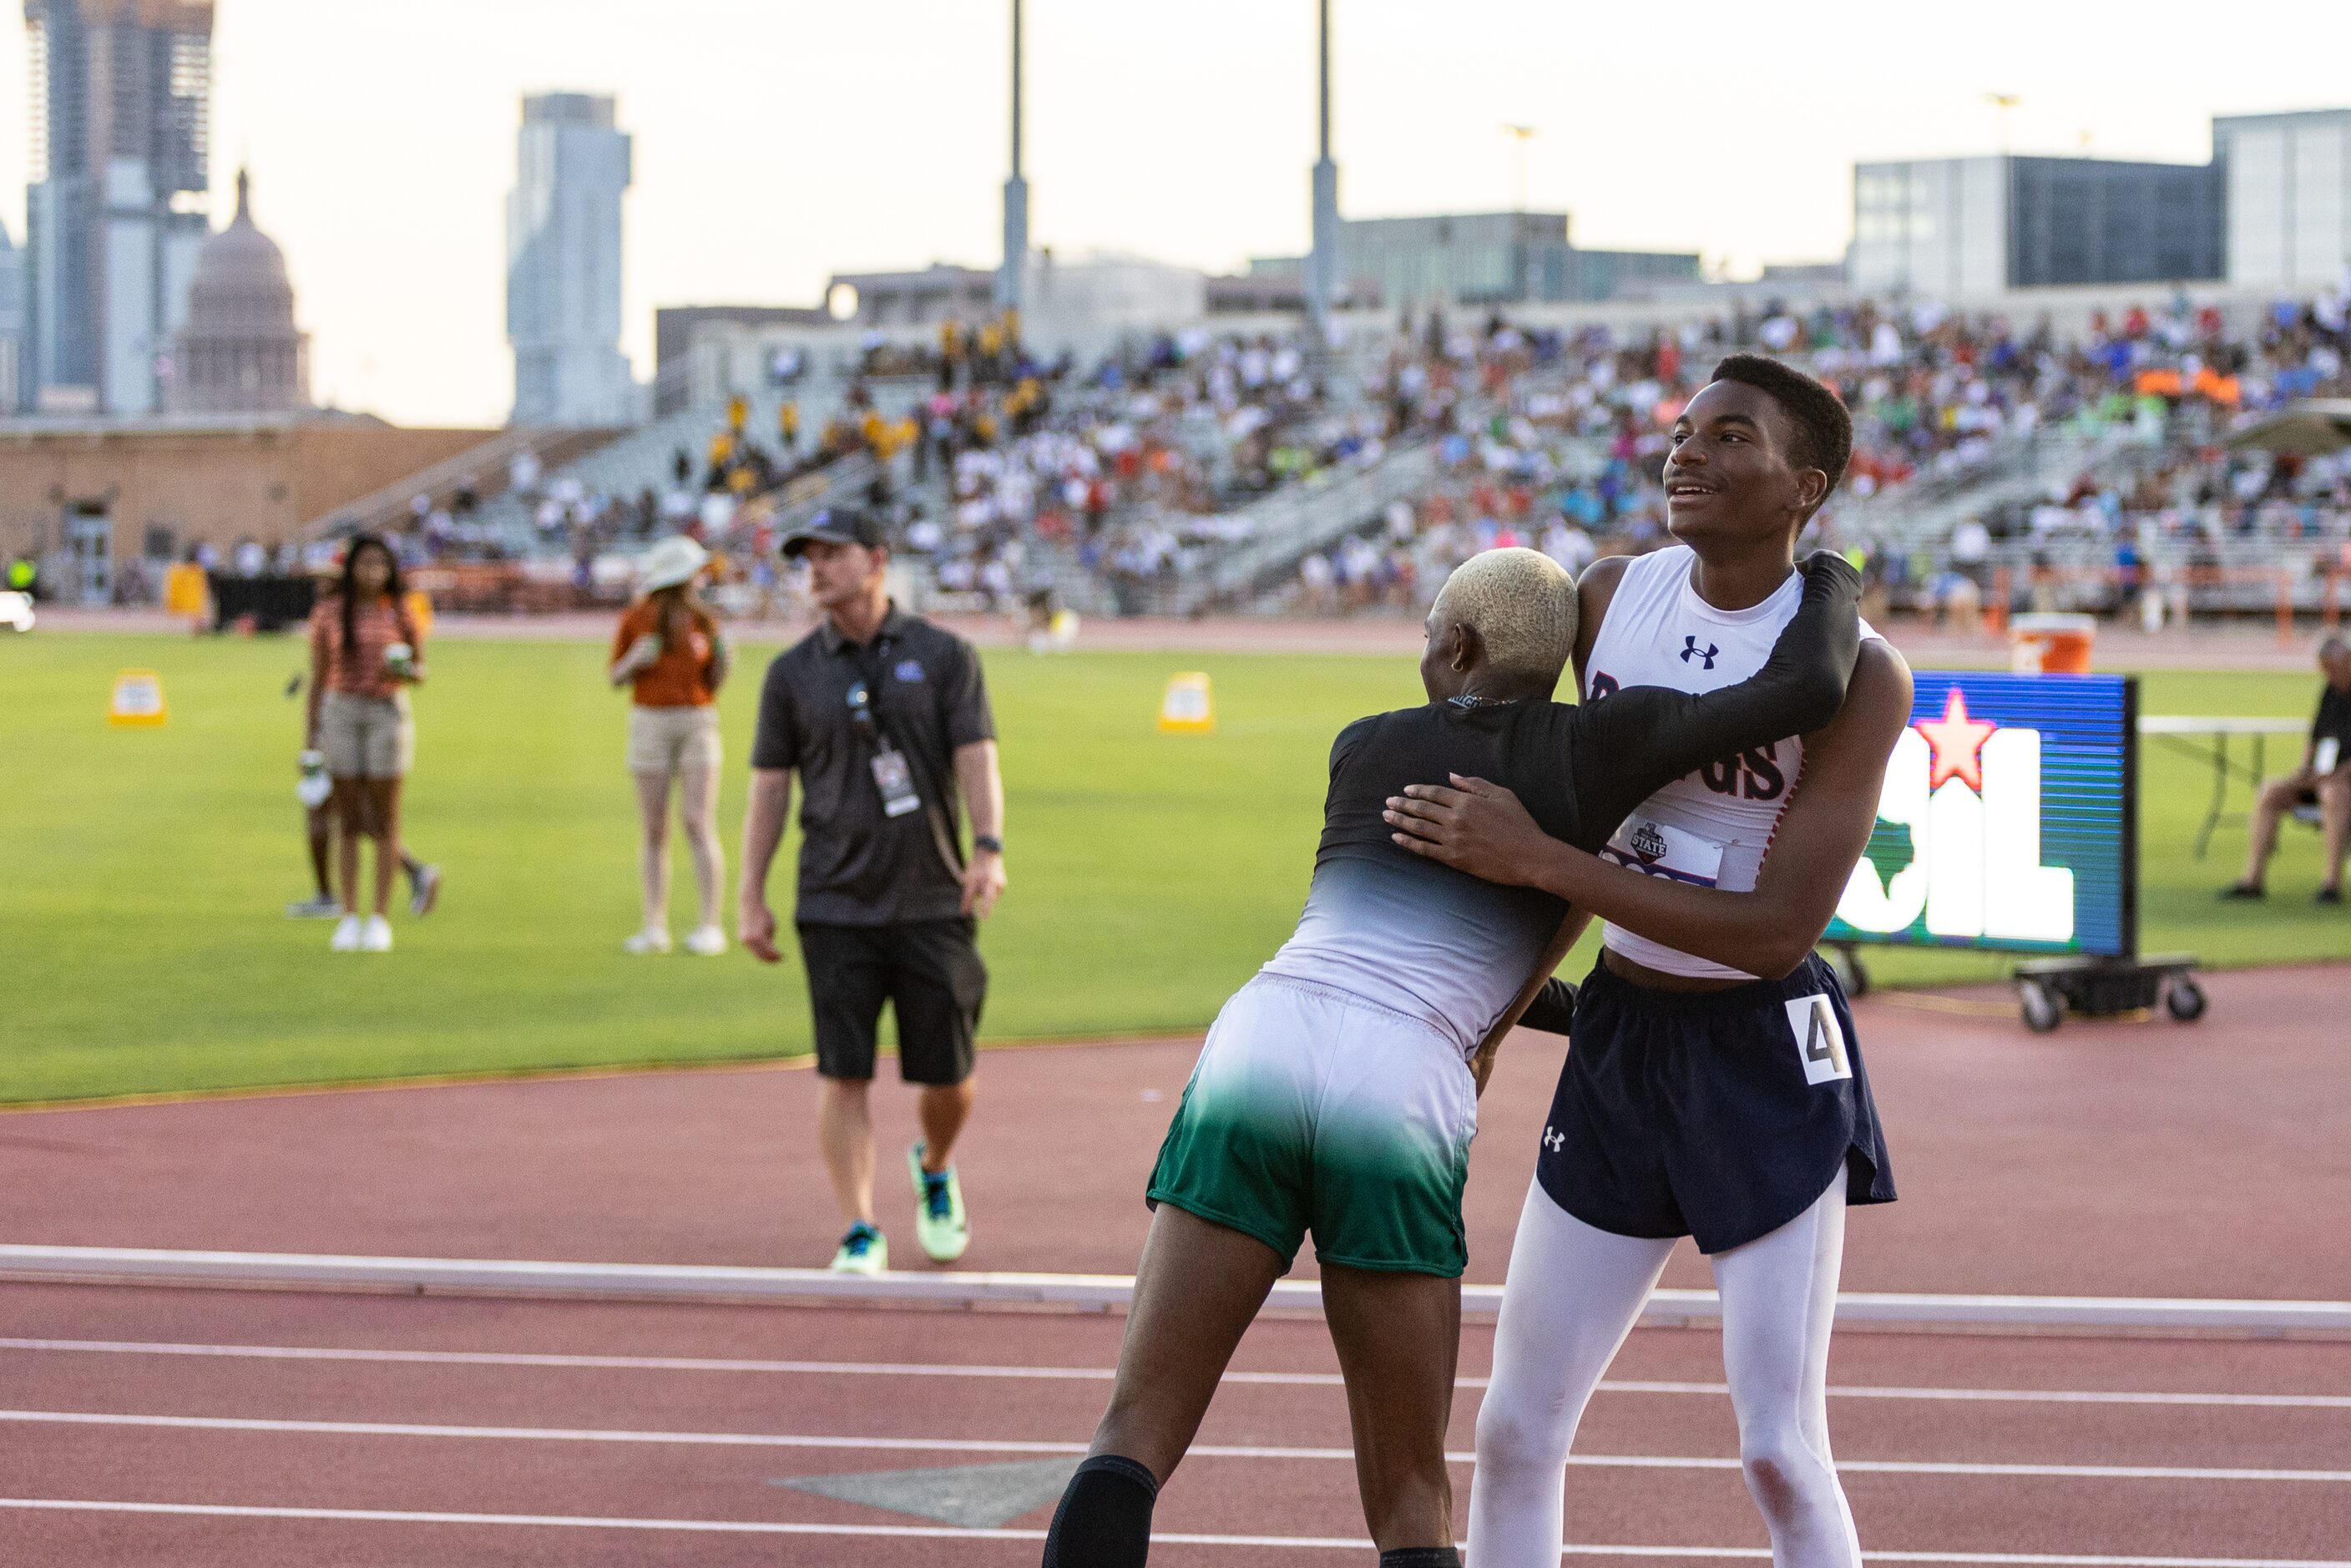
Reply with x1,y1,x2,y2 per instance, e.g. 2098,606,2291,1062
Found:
1041,1454,1158,1568
1378,1549,1461,1568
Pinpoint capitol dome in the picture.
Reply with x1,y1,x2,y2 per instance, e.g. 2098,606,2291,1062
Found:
169,169,311,414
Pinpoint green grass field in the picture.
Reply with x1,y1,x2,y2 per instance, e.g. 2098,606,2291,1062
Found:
3,630,2343,1104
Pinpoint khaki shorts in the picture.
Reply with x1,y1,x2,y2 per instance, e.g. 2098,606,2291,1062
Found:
628,703,722,776
318,691,414,780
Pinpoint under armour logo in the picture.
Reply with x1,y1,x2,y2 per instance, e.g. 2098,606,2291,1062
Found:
1542,1126,1565,1154
1680,636,1720,670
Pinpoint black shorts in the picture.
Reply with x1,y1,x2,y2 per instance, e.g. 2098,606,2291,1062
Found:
796,918,986,1085
1534,953,1895,1255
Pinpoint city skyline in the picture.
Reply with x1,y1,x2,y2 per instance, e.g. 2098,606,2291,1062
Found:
3,0,2348,428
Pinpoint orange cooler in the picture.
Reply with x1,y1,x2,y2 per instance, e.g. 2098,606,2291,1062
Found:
2010,612,2096,675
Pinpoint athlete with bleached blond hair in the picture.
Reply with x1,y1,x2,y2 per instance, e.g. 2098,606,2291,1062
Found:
1038,544,1863,1568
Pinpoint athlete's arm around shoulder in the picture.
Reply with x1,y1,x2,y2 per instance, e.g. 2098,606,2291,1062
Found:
1563,640,1909,977
1388,641,1913,981
1714,640,1915,973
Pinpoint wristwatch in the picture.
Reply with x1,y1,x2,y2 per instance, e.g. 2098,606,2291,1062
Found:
973,834,1004,855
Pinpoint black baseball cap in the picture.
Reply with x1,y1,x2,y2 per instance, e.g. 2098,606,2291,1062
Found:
779,506,887,558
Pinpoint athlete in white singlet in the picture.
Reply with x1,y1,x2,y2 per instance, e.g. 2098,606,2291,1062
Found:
1385,355,1915,1568
1581,543,1884,978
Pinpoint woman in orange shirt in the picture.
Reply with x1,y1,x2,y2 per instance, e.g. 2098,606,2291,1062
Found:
611,536,731,954
304,533,426,953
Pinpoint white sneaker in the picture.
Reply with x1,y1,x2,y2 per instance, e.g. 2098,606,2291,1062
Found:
623,928,673,954
360,915,393,953
682,924,727,956
330,915,363,952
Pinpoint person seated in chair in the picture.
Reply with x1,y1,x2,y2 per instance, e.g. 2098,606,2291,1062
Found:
2223,635,2351,906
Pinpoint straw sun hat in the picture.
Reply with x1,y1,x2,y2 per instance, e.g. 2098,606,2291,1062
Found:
637,535,710,593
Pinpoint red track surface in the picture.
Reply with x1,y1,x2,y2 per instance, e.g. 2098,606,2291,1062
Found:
4,1287,2348,1566
5,968,2351,1563
8,968,2351,1298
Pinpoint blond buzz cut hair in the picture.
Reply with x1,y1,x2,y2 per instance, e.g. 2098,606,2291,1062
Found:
1433,546,1579,693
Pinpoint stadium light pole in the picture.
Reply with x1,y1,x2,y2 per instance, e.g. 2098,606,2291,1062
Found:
1504,123,1537,214
1984,92,2020,155
1305,0,1341,338
997,0,1029,315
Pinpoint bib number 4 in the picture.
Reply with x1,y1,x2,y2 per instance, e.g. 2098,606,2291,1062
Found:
1784,994,1852,1086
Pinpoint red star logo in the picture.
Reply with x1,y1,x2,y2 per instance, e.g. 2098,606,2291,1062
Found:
1916,688,1998,792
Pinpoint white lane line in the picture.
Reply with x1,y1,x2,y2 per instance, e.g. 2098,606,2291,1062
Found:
8,1338,2348,1410
0,1337,1123,1383
0,1500,2345,1566
5,1409,2347,1483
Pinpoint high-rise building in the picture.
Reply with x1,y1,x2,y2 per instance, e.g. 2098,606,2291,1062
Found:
1850,154,2222,297
23,0,215,416
2214,109,2351,291
0,219,25,412
507,92,635,426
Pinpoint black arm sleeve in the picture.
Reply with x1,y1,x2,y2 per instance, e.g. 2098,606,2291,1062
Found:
1515,976,1580,1036
1565,551,1863,842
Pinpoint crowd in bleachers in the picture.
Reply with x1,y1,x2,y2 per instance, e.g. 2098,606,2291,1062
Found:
897,323,1436,613
1283,276,2351,618
183,273,2351,625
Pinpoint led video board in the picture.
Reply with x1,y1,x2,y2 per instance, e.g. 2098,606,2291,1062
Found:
1826,671,2137,958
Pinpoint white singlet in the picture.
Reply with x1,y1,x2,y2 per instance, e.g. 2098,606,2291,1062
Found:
1582,546,1882,980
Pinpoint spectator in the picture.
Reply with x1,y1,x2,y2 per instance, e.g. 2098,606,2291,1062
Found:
304,534,426,953
2222,635,2351,904
610,535,731,955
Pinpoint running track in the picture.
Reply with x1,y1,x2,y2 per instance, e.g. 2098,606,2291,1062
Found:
4,968,2348,1563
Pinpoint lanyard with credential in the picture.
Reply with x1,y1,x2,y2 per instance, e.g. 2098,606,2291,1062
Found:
849,643,967,878
847,645,921,820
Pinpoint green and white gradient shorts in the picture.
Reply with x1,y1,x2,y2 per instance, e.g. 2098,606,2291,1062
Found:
1145,974,1478,1278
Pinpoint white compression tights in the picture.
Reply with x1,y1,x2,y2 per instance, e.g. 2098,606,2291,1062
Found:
1467,1178,1860,1568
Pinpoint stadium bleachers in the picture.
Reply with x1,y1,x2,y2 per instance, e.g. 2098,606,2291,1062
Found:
335,282,2351,630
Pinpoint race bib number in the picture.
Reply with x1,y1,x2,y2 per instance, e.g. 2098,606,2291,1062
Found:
1784,994,1852,1086
1600,817,1726,887
871,748,923,818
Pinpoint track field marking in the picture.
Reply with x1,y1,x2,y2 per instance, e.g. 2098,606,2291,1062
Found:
7,1337,2349,1411
6,1409,2348,1483
1,1499,2348,1565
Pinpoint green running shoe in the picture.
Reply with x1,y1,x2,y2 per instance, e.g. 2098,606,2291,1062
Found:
908,1141,970,1263
829,1222,887,1275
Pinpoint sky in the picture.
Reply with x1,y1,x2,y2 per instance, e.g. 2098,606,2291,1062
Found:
3,0,2347,428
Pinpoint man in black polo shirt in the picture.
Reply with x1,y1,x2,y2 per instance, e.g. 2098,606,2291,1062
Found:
2224,634,2351,905
738,508,1008,1272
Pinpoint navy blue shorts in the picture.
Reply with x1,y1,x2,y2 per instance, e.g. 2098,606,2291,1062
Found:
1534,953,1894,1255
